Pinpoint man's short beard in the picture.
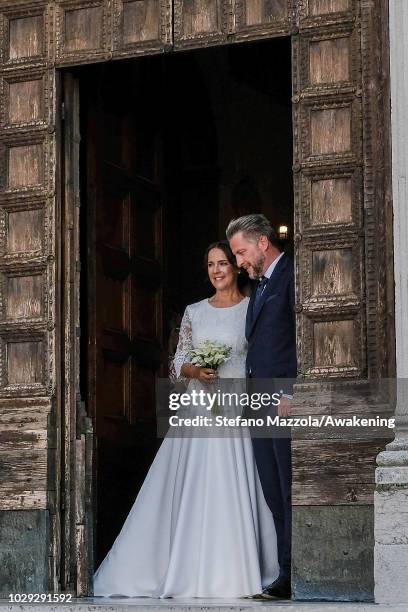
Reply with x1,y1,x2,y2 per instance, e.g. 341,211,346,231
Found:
250,253,266,280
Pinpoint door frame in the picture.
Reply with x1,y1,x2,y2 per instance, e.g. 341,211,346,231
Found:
61,72,94,595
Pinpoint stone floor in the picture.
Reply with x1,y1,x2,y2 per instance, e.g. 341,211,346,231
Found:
1,598,408,611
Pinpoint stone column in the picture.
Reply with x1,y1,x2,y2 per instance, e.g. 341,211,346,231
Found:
374,0,408,603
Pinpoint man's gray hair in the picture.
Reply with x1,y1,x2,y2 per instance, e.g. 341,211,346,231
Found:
226,213,275,242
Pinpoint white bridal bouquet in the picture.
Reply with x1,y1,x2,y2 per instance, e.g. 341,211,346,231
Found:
189,340,232,370
189,340,232,414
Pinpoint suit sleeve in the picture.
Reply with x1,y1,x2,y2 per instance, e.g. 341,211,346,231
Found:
281,269,296,399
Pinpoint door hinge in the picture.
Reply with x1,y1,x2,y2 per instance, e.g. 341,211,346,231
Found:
61,102,65,121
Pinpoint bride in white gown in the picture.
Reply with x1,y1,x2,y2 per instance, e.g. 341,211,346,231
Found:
93,241,279,598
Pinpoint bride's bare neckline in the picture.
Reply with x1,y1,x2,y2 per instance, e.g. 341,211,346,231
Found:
207,296,246,309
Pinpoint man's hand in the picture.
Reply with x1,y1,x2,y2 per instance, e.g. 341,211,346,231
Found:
278,395,291,418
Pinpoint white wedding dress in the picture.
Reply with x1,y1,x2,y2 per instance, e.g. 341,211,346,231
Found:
93,297,279,598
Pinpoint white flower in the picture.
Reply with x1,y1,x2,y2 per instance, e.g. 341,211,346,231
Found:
188,340,232,370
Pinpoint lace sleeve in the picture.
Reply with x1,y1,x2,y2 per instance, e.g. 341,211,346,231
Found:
173,307,193,379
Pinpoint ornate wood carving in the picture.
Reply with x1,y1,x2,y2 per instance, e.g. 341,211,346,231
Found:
173,0,292,47
308,0,349,17
173,0,228,48
293,2,363,380
298,0,355,25
112,0,172,57
360,0,392,379
55,0,110,64
55,0,172,64
0,2,49,67
113,0,173,57
233,0,292,40
0,0,59,591
292,0,394,507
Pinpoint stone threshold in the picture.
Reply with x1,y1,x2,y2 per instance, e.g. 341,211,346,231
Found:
1,599,408,611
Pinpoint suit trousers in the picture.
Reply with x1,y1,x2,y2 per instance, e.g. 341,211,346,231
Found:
252,436,291,578
249,389,292,581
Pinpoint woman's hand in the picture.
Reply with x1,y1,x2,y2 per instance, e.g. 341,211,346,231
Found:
196,367,218,382
180,363,218,382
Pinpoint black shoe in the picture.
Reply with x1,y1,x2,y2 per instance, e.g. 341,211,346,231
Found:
261,575,291,599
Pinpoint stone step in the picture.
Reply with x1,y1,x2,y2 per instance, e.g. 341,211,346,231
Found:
1,599,408,612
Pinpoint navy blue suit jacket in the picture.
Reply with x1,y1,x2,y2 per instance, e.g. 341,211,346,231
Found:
245,252,297,382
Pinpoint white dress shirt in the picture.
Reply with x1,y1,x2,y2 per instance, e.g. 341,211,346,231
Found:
263,251,285,280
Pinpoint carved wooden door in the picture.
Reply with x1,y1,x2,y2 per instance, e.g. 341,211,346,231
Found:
173,0,292,49
84,64,164,567
290,0,393,599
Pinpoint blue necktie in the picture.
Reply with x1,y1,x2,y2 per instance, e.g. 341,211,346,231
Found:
253,276,268,314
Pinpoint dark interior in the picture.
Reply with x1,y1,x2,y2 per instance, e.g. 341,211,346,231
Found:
71,36,293,565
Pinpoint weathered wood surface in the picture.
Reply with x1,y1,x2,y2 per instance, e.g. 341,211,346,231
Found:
0,429,47,449
293,438,386,482
173,0,292,47
0,398,51,510
0,489,47,509
291,0,393,516
0,0,59,591
292,482,375,505
0,449,47,486
309,0,350,17
293,0,381,383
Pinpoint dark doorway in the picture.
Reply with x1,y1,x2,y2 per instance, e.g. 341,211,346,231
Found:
73,36,293,567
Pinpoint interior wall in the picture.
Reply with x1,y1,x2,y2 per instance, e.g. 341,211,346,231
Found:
163,38,293,319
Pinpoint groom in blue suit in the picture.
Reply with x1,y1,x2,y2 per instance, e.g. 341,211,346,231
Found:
227,214,297,600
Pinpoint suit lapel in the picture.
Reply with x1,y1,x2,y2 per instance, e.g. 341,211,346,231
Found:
246,253,288,338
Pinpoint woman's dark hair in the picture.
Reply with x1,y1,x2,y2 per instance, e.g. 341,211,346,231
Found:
204,240,250,291
204,240,238,271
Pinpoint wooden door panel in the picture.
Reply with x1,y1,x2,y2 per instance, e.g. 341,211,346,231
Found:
86,64,164,562
112,0,172,58
121,0,160,43
174,0,227,49
308,0,350,18
293,10,363,382
4,7,46,65
5,76,45,126
100,277,128,330
55,0,172,64
0,0,61,593
98,194,130,252
55,0,110,65
99,357,130,418
234,0,292,40
292,0,393,520
133,203,159,260
131,365,155,422
173,0,292,46
244,0,288,23
131,284,158,338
